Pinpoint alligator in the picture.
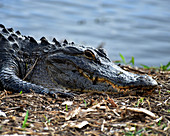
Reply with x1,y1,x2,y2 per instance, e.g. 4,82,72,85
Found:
0,24,158,98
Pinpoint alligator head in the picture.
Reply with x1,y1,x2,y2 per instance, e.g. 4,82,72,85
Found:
44,42,158,95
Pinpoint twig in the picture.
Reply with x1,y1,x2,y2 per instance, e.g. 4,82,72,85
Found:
23,58,38,80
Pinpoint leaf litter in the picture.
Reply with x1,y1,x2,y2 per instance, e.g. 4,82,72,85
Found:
0,66,169,135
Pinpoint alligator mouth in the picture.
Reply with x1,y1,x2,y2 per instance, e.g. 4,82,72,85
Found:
77,67,157,95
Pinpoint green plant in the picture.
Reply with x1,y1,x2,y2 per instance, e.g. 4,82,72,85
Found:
115,53,135,66
136,97,144,107
84,100,87,108
160,62,170,71
136,129,144,135
157,120,161,126
140,64,151,69
162,124,167,130
66,104,68,111
43,115,51,124
141,62,170,71
22,110,29,128
125,128,144,136
119,53,126,64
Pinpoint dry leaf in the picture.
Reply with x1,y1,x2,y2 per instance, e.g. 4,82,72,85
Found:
107,97,118,107
0,110,6,117
62,121,89,129
61,101,73,106
126,107,158,119
65,107,81,120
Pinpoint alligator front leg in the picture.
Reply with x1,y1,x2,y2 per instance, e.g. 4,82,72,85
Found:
0,67,73,98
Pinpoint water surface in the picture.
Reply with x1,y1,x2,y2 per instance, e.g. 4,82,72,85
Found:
0,0,170,66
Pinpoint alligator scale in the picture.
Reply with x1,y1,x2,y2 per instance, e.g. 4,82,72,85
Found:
0,24,157,97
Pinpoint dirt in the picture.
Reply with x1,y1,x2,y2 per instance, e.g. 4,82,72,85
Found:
0,66,169,136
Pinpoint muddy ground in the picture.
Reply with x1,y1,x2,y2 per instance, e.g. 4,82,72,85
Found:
0,66,169,136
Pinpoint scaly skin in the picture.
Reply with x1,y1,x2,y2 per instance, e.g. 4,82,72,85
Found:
0,24,158,97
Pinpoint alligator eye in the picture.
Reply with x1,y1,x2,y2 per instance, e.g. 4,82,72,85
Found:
84,50,95,60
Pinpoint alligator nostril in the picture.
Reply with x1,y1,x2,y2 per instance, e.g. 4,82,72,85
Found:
136,76,144,80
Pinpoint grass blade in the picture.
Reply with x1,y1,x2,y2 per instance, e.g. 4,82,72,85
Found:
119,53,126,64
22,110,29,128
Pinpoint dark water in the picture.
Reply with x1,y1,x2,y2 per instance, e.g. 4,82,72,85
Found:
0,0,170,66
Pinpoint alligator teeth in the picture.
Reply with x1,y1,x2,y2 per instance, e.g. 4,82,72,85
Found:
78,68,99,84
82,71,90,79
78,69,83,74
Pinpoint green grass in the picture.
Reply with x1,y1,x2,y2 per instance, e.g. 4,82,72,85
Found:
115,53,135,66
22,110,29,128
115,53,170,71
141,62,170,71
83,99,87,108
124,127,144,136
43,115,51,124
66,104,68,111
136,97,144,107
160,62,170,71
162,124,167,130
157,120,161,126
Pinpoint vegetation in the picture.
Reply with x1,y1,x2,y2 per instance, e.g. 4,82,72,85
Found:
114,53,135,66
141,62,170,71
115,53,170,71
22,110,29,128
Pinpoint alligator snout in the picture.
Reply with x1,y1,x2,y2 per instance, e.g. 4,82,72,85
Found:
135,75,158,87
97,63,158,91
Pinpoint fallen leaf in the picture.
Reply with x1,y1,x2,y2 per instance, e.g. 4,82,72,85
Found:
61,101,73,106
65,107,81,120
126,107,158,119
0,110,6,117
62,121,89,129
